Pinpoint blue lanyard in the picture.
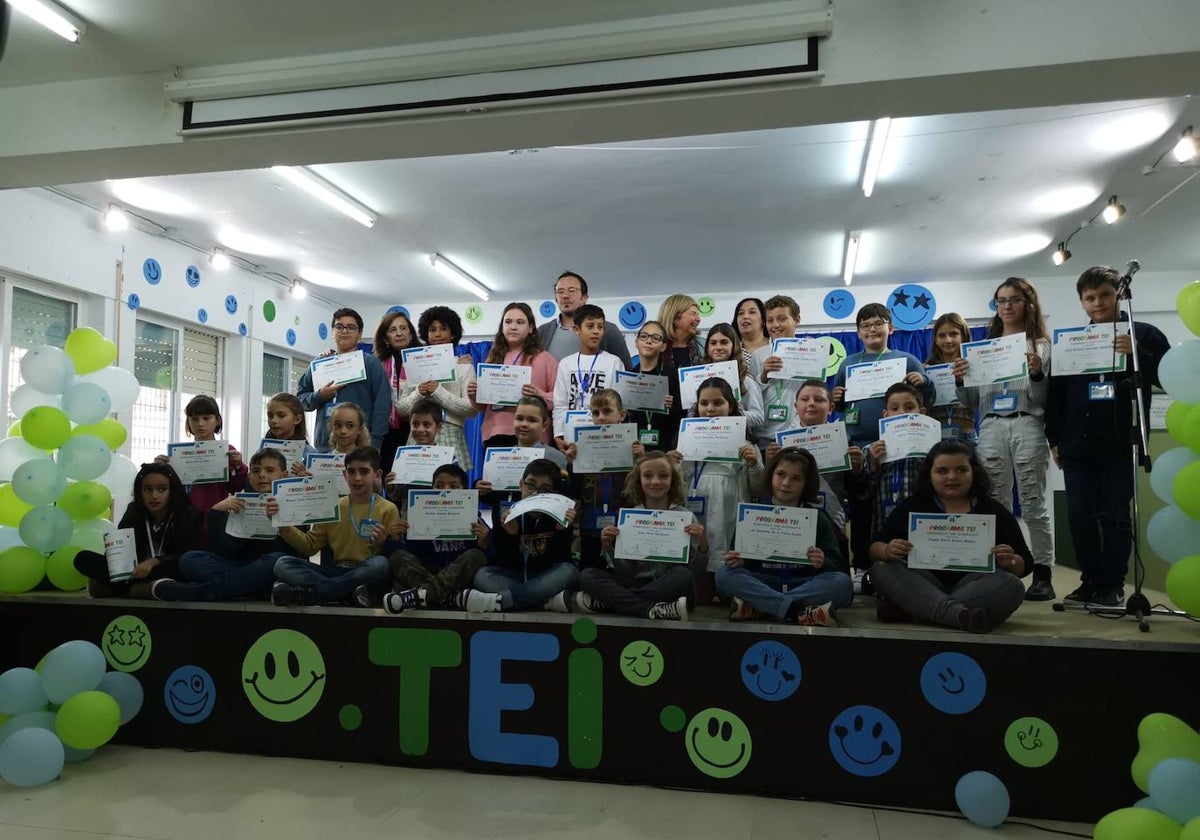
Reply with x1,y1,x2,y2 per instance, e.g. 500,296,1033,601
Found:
892,466,903,502
597,475,614,513
577,353,600,396
348,494,377,537
509,350,524,366
691,463,707,491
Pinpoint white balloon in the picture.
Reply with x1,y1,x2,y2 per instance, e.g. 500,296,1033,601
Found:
0,437,50,482
98,453,139,495
78,367,140,413
61,381,112,425
1150,447,1200,505
57,435,112,481
0,526,25,551
1159,341,1200,404
10,385,60,417
18,346,74,394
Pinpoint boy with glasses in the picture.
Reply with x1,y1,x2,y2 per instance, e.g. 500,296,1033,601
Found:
536,270,633,366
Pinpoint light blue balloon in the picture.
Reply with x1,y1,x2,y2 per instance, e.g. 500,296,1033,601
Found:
18,504,74,553
1149,757,1200,824
1151,447,1200,505
64,745,95,762
0,727,65,787
1147,505,1200,564
18,345,74,395
1160,341,1200,403
0,709,57,745
10,458,67,506
1134,796,1160,811
0,667,50,715
0,525,23,551
954,770,1010,829
97,671,144,725
40,640,106,704
56,434,112,481
61,381,112,425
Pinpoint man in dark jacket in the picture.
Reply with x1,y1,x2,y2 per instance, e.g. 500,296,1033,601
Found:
536,271,632,366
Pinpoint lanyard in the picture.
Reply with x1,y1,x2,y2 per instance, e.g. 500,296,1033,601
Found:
597,475,614,514
508,350,524,367
892,466,903,502
691,463,707,491
145,518,169,558
772,381,785,405
577,353,600,395
348,494,377,536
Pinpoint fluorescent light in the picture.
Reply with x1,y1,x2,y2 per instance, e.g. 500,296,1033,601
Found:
289,279,307,300
210,249,231,271
861,117,892,197
271,166,377,228
8,0,85,42
1102,195,1126,224
842,230,862,286
430,254,491,301
300,266,354,289
1173,126,1197,163
103,204,128,232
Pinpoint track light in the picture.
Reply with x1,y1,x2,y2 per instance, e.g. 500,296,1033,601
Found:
210,248,231,271
271,166,377,228
430,254,491,301
7,0,85,42
103,204,128,232
1102,195,1126,224
1173,126,1197,163
842,230,862,286
861,117,892,198
289,279,307,300
1051,242,1072,266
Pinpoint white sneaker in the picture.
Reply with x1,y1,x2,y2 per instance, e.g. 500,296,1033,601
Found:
852,569,866,595
544,591,570,613
648,596,689,621
454,588,502,613
573,591,600,614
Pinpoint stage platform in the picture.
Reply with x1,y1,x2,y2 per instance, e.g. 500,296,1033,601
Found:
2,570,1196,824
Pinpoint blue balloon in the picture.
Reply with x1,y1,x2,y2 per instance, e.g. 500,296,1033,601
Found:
1149,757,1200,824
40,640,106,704
18,504,74,553
64,745,95,763
955,770,1011,828
97,671,144,725
61,381,113,425
10,458,67,506
1159,341,1200,403
0,667,49,715
0,727,65,787
1134,795,1161,811
1147,505,1200,564
0,709,57,745
1151,447,1200,505
56,434,112,481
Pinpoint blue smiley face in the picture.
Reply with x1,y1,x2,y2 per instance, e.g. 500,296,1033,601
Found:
127,293,141,311
823,290,856,319
829,705,901,777
740,640,801,702
225,295,238,314
143,259,162,284
318,323,329,340
197,308,208,324
238,323,248,337
920,651,986,714
619,301,647,330
186,265,201,287
386,305,410,318
886,284,937,329
539,300,557,319
164,665,216,724
988,298,998,313
286,328,297,347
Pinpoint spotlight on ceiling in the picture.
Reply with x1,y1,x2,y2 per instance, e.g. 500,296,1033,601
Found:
289,278,307,300
1051,242,1072,266
102,204,129,232
1102,195,1126,224
210,248,231,271
1173,126,1197,163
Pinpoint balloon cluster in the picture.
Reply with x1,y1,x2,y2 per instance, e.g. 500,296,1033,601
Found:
1146,282,1200,616
0,328,140,593
1093,713,1200,840
0,640,143,787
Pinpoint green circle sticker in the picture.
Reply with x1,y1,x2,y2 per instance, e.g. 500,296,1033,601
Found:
819,336,848,377
101,615,151,672
684,707,752,779
620,640,664,686
697,296,716,316
339,704,363,731
1004,716,1059,768
242,629,327,722
263,300,276,322
464,305,484,325
293,315,301,326
660,705,685,733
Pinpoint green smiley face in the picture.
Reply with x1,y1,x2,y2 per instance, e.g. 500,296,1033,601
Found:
1004,716,1059,768
820,336,848,377
696,296,716,316
101,615,152,672
464,305,483,324
620,640,664,687
242,629,326,722
685,707,753,779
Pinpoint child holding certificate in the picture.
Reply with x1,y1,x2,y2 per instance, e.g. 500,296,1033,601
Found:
575,452,703,620
157,395,247,526
468,302,558,449
703,323,764,436
923,314,977,442
476,395,568,522
625,320,683,452
869,440,1031,633
264,392,317,475
717,447,852,626
551,304,625,453
384,399,455,512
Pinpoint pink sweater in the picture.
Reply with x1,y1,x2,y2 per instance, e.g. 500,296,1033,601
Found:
472,349,558,443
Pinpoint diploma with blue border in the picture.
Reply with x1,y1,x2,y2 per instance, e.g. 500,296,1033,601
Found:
406,489,479,541
614,508,692,564
166,440,229,485
878,413,942,462
961,332,1028,386
271,476,340,526
733,503,817,564
1051,323,1129,376
475,363,531,406
677,416,747,463
776,420,851,473
907,511,996,572
310,351,367,390
305,451,348,496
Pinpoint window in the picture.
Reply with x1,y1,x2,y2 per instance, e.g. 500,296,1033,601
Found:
5,286,77,426
259,350,314,443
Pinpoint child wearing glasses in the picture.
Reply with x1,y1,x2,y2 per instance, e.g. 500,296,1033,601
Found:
626,320,683,452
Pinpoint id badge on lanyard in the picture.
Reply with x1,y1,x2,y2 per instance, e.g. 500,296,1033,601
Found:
844,404,860,426
686,463,707,520
592,475,616,530
991,383,1017,413
766,382,789,422
639,428,660,447
1089,375,1115,401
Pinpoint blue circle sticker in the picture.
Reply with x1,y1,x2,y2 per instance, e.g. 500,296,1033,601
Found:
197,308,208,324
740,640,801,702
823,289,856,320
988,298,998,313
385,305,410,318
225,295,238,314
539,300,557,319
143,259,162,284
185,265,201,287
126,293,141,311
618,301,647,330
886,284,937,329
286,328,297,347
920,651,986,714
238,323,248,337
829,705,902,777
318,323,329,340
164,665,216,724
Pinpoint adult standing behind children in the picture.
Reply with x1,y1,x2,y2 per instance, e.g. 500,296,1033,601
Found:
373,309,422,471
659,294,706,370
297,307,391,452
469,302,557,449
537,271,632,366
733,297,770,377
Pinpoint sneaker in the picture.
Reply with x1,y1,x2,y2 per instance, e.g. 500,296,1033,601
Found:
572,591,600,614
383,588,422,615
271,581,317,607
797,601,838,628
150,578,191,602
1063,584,1095,604
851,569,874,596
544,591,570,613
454,588,502,613
271,581,293,607
353,585,379,609
729,597,757,621
1024,579,1056,602
648,596,689,621
957,607,994,634
1089,587,1125,607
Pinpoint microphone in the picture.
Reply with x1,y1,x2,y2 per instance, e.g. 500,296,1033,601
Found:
1123,260,1141,281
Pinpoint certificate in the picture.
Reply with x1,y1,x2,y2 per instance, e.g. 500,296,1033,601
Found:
572,423,637,474
615,508,693,564
1150,393,1173,431
1051,323,1129,376
678,361,741,410
676,416,747,463
167,440,229,485
502,492,576,527
733,503,818,565
310,351,366,391
406,489,479,541
261,438,309,464
482,446,544,491
562,410,591,441
776,421,851,473
104,528,136,583
225,493,277,540
925,363,958,407
844,357,907,402
271,476,340,526
878,413,942,462
304,452,348,496
390,445,458,487
614,370,670,413
908,511,996,572
768,338,829,381
961,333,1028,386
401,343,457,383
475,363,531,406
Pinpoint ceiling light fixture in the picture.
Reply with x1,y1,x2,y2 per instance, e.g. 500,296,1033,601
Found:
102,204,129,232
210,248,231,271
7,0,85,42
430,253,491,301
861,117,892,198
1051,242,1072,266
842,230,862,286
271,166,377,228
289,278,307,300
1102,195,1126,224
1173,126,1197,163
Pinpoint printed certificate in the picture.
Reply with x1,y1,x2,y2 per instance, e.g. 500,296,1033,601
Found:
733,503,818,564
390,445,458,487
406,489,479,541
401,343,457,383
225,493,277,539
260,438,309,464
271,476,340,526
614,508,693,564
1052,323,1130,376
562,410,590,442
305,451,348,496
572,423,637,474
104,528,136,583
310,351,367,391
767,337,829,381
676,416,748,463
925,363,958,407
1150,393,1173,431
878,413,942,462
776,421,851,473
502,492,576,527
614,370,670,413
961,332,1028,386
908,511,996,572
844,357,907,402
482,446,545,492
678,361,741,410
166,440,229,485
475,363,531,406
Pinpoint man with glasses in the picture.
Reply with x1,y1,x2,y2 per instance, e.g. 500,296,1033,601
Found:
536,270,633,367
297,307,391,452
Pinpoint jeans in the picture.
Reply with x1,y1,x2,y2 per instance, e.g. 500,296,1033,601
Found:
977,414,1053,570
473,562,579,610
389,548,488,605
578,567,694,617
175,550,285,601
715,566,853,621
1062,456,1135,589
870,561,1025,627
273,555,390,602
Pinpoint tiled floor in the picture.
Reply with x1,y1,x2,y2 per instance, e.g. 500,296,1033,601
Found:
0,747,1094,840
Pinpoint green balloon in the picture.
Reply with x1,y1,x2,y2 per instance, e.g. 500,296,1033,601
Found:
71,418,127,451
1182,405,1200,455
46,546,88,591
1174,462,1200,520
64,327,118,375
56,482,112,521
1094,808,1182,840
54,690,120,750
1182,815,1200,840
0,484,34,528
1133,713,1200,793
20,406,71,450
1166,555,1200,616
1179,281,1200,338
1167,401,1195,444
0,546,47,594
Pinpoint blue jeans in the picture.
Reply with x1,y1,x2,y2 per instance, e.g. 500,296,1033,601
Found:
273,555,390,602
473,563,579,610
177,550,285,601
1062,456,1135,589
716,566,853,620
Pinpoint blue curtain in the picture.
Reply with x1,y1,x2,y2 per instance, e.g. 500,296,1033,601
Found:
459,341,493,484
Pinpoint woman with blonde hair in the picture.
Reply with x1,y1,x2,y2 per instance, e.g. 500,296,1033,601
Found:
658,293,705,369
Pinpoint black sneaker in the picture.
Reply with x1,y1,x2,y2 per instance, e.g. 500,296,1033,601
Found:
1024,579,1056,602
383,588,421,615
271,581,294,607
150,578,193,602
1089,587,1125,607
353,585,379,609
1063,584,1095,604
647,597,689,621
